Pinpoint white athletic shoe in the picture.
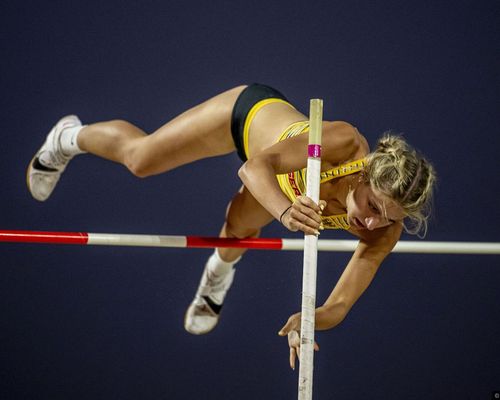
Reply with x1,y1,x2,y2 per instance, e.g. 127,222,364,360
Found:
27,115,82,201
184,262,236,335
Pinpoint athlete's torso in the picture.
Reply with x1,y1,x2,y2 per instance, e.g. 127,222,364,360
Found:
274,121,367,229
242,98,369,230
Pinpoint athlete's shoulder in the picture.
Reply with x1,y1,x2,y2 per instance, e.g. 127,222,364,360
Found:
322,121,363,161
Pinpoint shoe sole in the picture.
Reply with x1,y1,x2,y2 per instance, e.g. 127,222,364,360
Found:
183,304,219,335
26,154,44,201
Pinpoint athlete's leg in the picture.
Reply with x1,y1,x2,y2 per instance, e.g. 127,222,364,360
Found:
217,185,275,262
27,85,247,200
77,85,247,177
184,186,275,334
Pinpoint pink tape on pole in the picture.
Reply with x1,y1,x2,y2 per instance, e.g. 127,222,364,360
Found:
308,144,321,158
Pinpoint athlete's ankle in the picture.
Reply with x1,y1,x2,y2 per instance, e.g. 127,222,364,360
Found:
207,249,241,276
59,125,86,157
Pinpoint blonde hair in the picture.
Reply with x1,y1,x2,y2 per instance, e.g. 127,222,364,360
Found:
364,133,436,237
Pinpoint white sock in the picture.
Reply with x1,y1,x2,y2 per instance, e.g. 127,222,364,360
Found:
207,249,241,276
59,125,87,156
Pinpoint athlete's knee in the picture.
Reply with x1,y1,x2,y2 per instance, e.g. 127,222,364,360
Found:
125,154,153,178
225,219,261,239
123,138,155,178
226,224,261,240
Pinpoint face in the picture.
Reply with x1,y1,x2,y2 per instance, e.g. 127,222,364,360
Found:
346,182,406,231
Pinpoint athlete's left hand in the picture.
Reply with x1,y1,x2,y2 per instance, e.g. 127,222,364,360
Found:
278,312,320,370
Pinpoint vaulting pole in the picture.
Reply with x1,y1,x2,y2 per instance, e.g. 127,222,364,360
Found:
298,98,323,400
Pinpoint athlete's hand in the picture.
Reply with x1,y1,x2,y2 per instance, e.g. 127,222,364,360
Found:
281,196,326,235
278,312,319,370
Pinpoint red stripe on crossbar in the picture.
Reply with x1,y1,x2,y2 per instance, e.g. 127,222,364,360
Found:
186,236,283,250
0,230,89,245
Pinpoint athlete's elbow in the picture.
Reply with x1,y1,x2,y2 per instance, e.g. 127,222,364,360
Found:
238,163,248,184
238,160,255,185
239,155,278,182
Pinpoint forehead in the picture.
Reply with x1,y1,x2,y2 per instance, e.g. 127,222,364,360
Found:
368,185,406,220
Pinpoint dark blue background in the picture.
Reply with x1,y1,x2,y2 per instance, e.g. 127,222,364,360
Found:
1,1,499,399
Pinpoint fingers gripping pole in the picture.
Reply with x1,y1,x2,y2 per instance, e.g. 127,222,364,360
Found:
298,99,323,400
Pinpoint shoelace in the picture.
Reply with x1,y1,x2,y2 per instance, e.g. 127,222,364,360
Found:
39,149,70,169
38,124,74,169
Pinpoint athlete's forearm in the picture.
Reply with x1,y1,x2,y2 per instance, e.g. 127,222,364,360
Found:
314,303,348,330
283,304,347,334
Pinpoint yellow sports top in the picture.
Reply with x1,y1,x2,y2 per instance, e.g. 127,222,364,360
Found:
275,121,367,230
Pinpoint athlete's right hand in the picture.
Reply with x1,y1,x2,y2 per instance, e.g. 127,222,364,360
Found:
280,196,326,235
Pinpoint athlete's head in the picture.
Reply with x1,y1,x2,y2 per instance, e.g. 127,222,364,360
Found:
360,134,436,236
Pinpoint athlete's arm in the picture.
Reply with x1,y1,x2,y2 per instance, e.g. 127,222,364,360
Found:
278,222,402,368
317,222,403,328
238,121,358,234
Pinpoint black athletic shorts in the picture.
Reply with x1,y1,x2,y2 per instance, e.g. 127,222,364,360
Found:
230,83,289,161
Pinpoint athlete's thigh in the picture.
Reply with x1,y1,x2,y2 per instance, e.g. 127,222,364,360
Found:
226,185,275,232
135,85,247,174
